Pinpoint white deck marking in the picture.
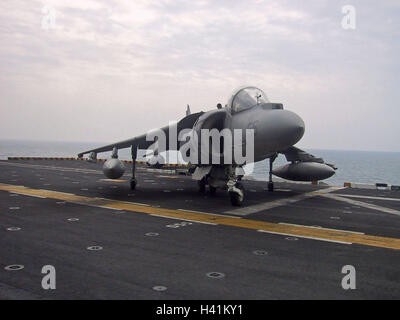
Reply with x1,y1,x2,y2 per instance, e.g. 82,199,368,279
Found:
278,222,364,234
225,187,345,216
322,194,400,216
68,202,124,211
150,214,217,225
10,191,46,199
257,230,352,245
177,209,242,219
2,182,400,249
334,193,400,202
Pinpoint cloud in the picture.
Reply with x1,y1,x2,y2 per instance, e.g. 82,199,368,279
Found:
0,0,399,151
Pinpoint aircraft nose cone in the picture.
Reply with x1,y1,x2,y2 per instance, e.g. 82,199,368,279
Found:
276,110,305,148
288,112,305,144
256,110,305,152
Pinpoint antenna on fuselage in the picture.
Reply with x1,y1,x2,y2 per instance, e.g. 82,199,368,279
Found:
256,94,262,104
186,104,191,116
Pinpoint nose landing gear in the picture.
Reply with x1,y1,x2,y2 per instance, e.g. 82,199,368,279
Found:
130,178,137,190
268,154,277,192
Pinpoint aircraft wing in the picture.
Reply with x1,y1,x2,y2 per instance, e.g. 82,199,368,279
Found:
77,111,204,158
280,146,337,169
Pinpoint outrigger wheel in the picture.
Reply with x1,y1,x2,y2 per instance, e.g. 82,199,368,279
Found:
268,154,277,192
229,182,244,206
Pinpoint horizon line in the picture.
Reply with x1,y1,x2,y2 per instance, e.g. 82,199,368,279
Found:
0,138,399,154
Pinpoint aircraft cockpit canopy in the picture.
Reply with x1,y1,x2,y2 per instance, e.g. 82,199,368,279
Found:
228,87,269,113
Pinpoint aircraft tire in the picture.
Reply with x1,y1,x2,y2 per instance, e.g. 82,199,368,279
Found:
198,178,206,193
209,186,217,195
130,179,137,190
229,182,244,206
268,182,274,192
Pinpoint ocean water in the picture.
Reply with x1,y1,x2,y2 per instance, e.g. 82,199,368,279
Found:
0,139,399,186
249,149,400,186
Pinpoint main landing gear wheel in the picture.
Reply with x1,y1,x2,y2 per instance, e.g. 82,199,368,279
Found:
209,186,217,195
130,178,137,190
198,178,206,193
229,182,244,206
268,181,274,192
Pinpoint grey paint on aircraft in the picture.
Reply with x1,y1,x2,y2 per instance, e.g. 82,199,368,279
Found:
79,86,335,186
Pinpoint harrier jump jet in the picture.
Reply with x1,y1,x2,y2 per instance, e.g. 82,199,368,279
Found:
78,86,336,206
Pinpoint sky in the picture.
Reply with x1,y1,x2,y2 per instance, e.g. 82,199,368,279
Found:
0,0,399,152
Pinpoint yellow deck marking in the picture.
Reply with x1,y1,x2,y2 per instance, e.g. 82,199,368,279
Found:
99,179,128,183
1,183,400,250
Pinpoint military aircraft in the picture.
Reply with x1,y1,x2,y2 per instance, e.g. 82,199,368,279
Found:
78,86,336,206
